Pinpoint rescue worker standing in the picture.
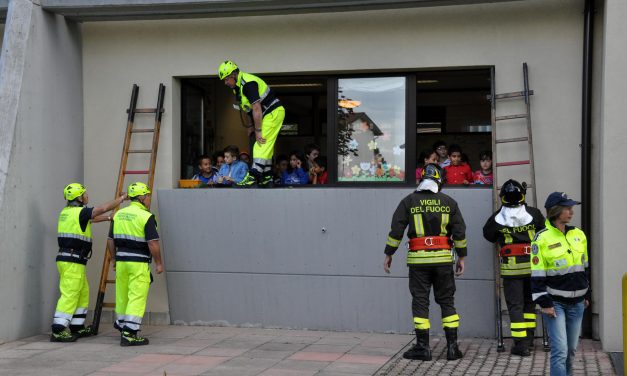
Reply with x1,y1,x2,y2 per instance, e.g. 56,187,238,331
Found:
384,164,467,361
483,180,545,356
218,60,285,187
531,192,590,376
51,183,126,342
108,182,163,346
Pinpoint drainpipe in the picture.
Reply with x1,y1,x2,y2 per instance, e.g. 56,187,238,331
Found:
581,0,594,338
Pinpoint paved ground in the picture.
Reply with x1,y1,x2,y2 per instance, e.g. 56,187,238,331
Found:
0,325,617,375
376,336,617,376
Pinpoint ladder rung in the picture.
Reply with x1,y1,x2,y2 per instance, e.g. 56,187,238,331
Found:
106,279,115,284
102,302,115,308
128,149,153,154
127,108,162,114
493,90,534,100
130,129,155,133
495,137,529,144
496,114,528,121
496,160,530,167
124,170,150,175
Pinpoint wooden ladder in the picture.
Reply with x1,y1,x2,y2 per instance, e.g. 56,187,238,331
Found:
91,83,166,334
489,63,549,352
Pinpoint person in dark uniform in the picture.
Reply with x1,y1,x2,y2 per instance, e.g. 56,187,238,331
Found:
483,179,545,356
383,163,467,361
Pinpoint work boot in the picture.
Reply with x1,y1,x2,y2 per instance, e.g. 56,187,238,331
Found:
121,331,149,347
403,329,432,361
444,328,463,360
50,329,77,343
236,172,258,187
511,339,531,357
70,325,95,339
257,172,273,188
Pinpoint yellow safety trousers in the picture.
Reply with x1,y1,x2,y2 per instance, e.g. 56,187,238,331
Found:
253,106,285,163
54,261,89,326
115,261,151,330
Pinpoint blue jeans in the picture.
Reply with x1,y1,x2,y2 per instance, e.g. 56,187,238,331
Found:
543,300,585,376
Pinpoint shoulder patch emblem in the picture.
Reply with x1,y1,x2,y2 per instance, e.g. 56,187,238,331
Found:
548,242,562,250
573,237,580,242
531,244,538,255
532,256,539,265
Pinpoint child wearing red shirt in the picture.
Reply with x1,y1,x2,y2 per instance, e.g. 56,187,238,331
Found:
444,144,473,184
473,150,493,185
311,156,328,185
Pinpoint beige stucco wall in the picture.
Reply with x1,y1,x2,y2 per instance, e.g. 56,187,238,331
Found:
82,0,588,332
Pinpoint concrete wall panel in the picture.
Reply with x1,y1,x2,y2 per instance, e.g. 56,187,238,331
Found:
159,188,495,336
0,3,83,341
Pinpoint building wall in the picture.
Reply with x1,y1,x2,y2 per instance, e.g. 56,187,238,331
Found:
159,187,496,336
82,0,587,332
597,0,626,353
0,4,83,341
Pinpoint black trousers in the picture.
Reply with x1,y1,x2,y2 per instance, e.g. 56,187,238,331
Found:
503,277,535,338
409,265,457,320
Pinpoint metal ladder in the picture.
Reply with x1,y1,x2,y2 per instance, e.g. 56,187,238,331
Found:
489,63,549,352
91,83,166,334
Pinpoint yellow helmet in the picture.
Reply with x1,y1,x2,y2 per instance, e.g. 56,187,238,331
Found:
64,183,86,201
128,182,151,198
218,60,238,80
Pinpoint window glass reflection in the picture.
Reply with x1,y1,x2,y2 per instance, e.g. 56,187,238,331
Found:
337,77,406,182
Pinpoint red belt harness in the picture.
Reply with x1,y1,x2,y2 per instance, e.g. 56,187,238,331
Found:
500,243,531,257
409,236,452,251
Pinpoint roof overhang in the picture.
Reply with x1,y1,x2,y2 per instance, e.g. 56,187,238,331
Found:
0,0,519,23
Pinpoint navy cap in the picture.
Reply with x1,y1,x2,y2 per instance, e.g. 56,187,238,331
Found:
544,192,581,209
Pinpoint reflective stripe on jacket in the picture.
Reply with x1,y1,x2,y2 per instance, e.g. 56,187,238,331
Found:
530,219,590,308
482,205,545,277
57,206,92,264
235,71,281,116
385,190,467,266
112,202,154,262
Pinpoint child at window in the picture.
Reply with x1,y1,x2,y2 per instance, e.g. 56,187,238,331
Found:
444,144,473,184
473,150,493,185
282,151,309,186
310,156,328,185
416,149,438,181
239,151,252,168
213,151,225,172
191,154,217,185
273,154,288,187
304,144,320,172
216,145,248,186
433,140,450,168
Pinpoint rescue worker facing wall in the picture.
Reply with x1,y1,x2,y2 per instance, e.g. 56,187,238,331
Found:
483,180,545,356
383,163,466,361
108,182,163,346
218,60,285,187
51,183,126,342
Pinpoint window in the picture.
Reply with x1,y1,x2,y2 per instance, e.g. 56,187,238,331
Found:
415,69,492,185
181,79,215,178
179,69,492,186
336,77,406,182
